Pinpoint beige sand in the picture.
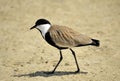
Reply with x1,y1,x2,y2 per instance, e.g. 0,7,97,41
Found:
0,0,120,81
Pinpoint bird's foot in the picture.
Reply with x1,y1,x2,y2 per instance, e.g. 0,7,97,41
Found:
75,69,80,73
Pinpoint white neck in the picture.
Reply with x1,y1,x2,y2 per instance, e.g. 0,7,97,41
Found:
36,24,51,38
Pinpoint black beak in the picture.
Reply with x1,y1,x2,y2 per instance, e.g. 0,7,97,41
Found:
30,25,36,30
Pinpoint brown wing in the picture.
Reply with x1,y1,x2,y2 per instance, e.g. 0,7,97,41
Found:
49,25,92,47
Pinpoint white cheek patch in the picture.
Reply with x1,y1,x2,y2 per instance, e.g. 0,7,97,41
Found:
36,24,51,38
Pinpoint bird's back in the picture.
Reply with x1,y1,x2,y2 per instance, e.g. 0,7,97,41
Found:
48,25,92,48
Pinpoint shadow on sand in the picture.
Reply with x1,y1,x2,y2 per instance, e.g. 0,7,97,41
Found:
13,71,88,77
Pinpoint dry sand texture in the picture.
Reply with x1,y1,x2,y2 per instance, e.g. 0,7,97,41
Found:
0,0,120,81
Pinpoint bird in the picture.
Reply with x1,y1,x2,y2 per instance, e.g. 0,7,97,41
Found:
30,18,100,74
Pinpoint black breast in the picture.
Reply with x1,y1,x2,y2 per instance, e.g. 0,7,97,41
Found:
45,32,68,49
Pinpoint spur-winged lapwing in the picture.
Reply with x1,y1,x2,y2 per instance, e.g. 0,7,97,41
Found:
30,19,100,74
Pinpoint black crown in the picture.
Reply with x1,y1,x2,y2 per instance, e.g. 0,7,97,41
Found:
35,19,51,26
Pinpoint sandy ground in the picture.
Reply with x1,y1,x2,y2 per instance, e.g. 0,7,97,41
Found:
0,0,120,81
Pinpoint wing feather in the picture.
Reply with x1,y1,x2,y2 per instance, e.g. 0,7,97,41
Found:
49,25,92,47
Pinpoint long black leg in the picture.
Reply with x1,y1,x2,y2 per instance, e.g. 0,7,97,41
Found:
48,50,63,74
70,48,80,73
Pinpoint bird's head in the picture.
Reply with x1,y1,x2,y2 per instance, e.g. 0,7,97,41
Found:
30,19,51,30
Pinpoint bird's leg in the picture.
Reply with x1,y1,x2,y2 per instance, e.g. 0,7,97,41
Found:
48,50,63,74
70,48,80,73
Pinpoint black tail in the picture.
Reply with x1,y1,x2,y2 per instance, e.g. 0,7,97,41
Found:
91,39,100,47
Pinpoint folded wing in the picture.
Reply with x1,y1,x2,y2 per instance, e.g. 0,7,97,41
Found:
48,25,93,48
